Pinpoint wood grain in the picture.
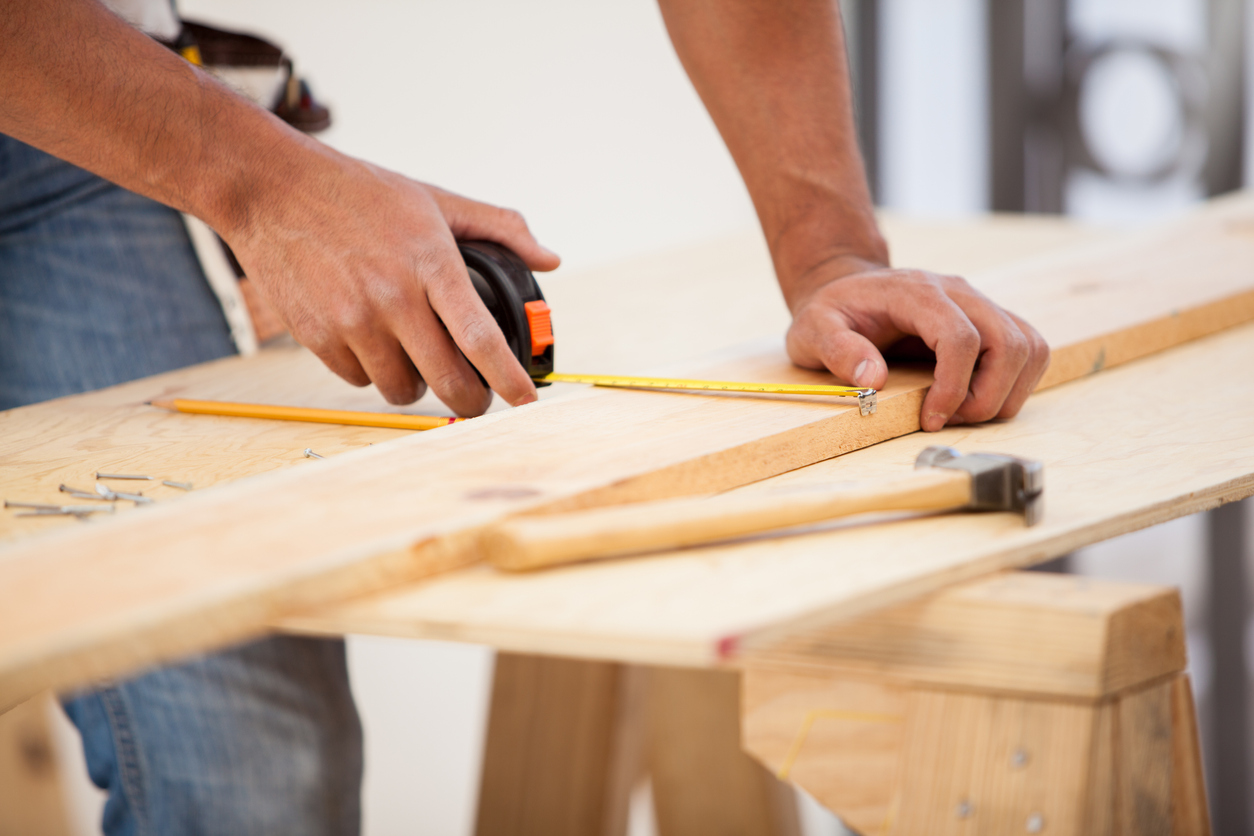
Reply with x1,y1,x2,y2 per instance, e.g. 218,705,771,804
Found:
3,196,1254,708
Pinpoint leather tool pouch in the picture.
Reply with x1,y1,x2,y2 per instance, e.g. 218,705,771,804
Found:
166,20,331,134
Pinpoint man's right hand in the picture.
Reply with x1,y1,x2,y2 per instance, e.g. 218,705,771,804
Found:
221,147,560,416
0,0,559,418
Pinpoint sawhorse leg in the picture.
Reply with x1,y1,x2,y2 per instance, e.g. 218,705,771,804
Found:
474,656,800,836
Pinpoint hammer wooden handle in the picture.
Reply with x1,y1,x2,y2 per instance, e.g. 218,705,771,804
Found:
482,468,972,571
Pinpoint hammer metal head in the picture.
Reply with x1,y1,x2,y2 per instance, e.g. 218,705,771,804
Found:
914,446,1044,526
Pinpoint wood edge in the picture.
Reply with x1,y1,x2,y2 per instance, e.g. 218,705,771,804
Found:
0,533,480,712
1101,588,1187,695
1170,673,1212,836
1037,287,1254,391
532,387,926,514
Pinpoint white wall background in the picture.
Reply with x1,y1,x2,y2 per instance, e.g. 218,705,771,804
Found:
49,1,1254,834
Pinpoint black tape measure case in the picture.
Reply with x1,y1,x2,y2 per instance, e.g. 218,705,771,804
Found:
459,241,555,385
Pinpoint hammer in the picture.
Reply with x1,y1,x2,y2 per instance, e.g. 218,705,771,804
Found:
481,446,1043,571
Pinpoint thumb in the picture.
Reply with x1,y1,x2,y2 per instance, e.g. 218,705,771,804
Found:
435,192,561,272
786,313,888,389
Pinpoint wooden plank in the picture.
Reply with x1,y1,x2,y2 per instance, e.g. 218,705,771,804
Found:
283,320,1254,667
1,212,1093,548
973,191,1254,389
3,195,1254,708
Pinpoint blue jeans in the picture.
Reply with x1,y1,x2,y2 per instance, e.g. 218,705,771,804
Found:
0,134,363,835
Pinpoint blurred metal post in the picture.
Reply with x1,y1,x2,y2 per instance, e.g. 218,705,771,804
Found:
1203,3,1248,831
988,0,1026,211
1204,0,1247,194
988,0,1068,213
1206,498,1251,835
840,0,880,201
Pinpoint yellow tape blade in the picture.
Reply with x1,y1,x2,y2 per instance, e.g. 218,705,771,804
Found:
535,373,877,414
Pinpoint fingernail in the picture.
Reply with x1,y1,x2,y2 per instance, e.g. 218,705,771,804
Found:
925,411,947,431
854,359,874,387
512,392,538,407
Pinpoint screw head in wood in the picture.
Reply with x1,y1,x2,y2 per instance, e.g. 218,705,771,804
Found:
1011,748,1030,768
1026,812,1045,832
956,800,974,819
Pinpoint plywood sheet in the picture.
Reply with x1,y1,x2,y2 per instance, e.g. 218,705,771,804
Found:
2,196,1252,708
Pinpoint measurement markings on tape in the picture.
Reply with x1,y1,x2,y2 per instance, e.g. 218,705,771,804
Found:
536,373,877,415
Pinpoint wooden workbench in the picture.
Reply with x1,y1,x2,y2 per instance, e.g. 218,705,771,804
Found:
2,204,1252,833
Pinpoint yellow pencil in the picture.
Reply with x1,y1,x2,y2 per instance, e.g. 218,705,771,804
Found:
149,398,465,431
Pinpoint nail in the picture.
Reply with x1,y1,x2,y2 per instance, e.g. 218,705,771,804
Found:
95,473,154,480
162,480,194,491
303,448,325,459
60,485,111,501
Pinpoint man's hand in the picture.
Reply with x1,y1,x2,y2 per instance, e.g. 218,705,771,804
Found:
223,149,559,415
784,260,1050,432
0,0,559,417
658,0,1050,430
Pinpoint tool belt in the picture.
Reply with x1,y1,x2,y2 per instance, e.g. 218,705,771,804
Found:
165,20,331,133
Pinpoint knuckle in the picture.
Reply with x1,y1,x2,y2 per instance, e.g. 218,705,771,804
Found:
412,247,449,285
329,302,372,338
499,207,528,229
382,381,420,405
456,315,500,356
949,323,981,356
433,368,489,411
1003,328,1031,364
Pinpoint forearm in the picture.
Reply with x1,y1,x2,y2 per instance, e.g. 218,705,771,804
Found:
0,0,314,239
657,0,887,308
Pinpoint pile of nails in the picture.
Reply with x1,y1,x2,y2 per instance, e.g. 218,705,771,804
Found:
4,471,193,520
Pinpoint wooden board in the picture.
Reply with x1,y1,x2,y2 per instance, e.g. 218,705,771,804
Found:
0,213,1104,549
2,196,1253,710
283,320,1254,667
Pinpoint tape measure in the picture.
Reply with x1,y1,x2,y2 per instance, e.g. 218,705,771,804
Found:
458,241,877,416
